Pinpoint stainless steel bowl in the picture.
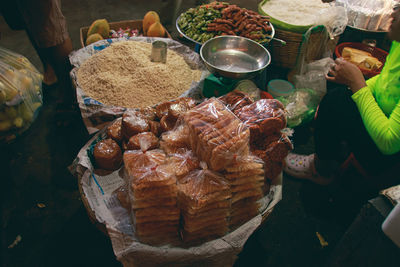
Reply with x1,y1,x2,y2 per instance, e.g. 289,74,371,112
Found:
200,36,271,80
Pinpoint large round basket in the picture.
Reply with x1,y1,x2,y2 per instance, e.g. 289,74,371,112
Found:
268,26,338,69
77,171,278,236
258,2,339,69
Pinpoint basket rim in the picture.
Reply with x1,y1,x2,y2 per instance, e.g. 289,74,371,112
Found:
258,0,312,34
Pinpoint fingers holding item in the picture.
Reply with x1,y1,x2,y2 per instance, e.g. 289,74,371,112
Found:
326,68,337,81
327,63,337,75
335,57,345,64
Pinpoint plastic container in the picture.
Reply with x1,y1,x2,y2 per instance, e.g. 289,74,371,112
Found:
335,42,389,78
267,79,294,98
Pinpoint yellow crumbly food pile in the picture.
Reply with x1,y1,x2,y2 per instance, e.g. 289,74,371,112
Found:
77,41,202,108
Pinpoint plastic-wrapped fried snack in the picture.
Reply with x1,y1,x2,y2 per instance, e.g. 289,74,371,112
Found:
224,155,264,224
263,134,293,162
93,138,123,170
218,89,254,113
234,99,287,137
123,149,167,180
160,123,190,154
121,110,150,139
178,169,231,243
149,120,162,137
126,132,159,151
107,118,123,143
124,151,180,245
178,169,231,208
167,149,200,180
183,98,250,171
155,97,196,120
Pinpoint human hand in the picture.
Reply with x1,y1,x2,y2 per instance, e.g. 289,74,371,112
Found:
326,58,367,94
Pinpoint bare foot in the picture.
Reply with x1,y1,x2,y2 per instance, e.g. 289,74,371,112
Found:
43,64,58,86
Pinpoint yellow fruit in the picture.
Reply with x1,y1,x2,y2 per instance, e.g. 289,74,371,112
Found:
4,69,15,80
0,120,12,131
18,103,34,122
87,19,110,39
86,33,104,46
20,76,33,90
143,11,160,35
147,22,166,37
13,117,23,128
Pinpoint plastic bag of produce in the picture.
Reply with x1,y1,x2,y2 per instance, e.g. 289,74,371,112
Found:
0,47,42,142
277,89,320,128
293,57,335,99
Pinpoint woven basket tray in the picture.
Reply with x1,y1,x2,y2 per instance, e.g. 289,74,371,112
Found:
80,19,172,48
270,26,339,69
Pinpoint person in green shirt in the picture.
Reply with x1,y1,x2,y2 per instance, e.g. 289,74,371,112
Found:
284,4,400,185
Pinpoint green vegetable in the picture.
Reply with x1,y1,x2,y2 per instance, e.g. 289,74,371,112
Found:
178,5,222,43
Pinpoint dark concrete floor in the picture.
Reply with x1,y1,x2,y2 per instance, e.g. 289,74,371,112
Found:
0,1,390,266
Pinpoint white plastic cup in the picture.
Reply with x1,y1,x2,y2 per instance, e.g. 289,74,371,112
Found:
382,203,400,248
267,79,294,98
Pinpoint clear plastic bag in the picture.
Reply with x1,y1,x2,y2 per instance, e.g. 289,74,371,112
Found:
294,57,335,99
233,99,287,143
336,0,395,31
218,89,255,113
277,88,320,128
123,149,180,245
167,148,200,181
183,98,251,171
0,47,43,142
177,168,231,243
292,5,347,95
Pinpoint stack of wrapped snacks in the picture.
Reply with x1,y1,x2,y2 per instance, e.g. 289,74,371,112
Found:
178,169,231,243
183,98,250,172
224,155,265,228
124,149,180,244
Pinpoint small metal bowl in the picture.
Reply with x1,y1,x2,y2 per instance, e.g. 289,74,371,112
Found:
200,36,271,80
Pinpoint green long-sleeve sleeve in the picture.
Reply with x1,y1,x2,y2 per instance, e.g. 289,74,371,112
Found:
351,41,400,155
352,87,400,154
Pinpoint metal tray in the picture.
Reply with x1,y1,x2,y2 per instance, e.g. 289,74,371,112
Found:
176,14,276,46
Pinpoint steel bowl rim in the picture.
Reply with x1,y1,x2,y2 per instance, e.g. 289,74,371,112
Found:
176,14,275,46
199,35,272,75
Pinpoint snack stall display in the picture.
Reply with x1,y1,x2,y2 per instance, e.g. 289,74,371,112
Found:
4,0,400,266
70,3,292,261
68,0,387,265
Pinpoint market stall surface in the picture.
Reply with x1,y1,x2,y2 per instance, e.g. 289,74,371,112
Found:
0,0,391,266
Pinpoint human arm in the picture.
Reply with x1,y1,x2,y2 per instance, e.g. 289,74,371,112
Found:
352,87,400,155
